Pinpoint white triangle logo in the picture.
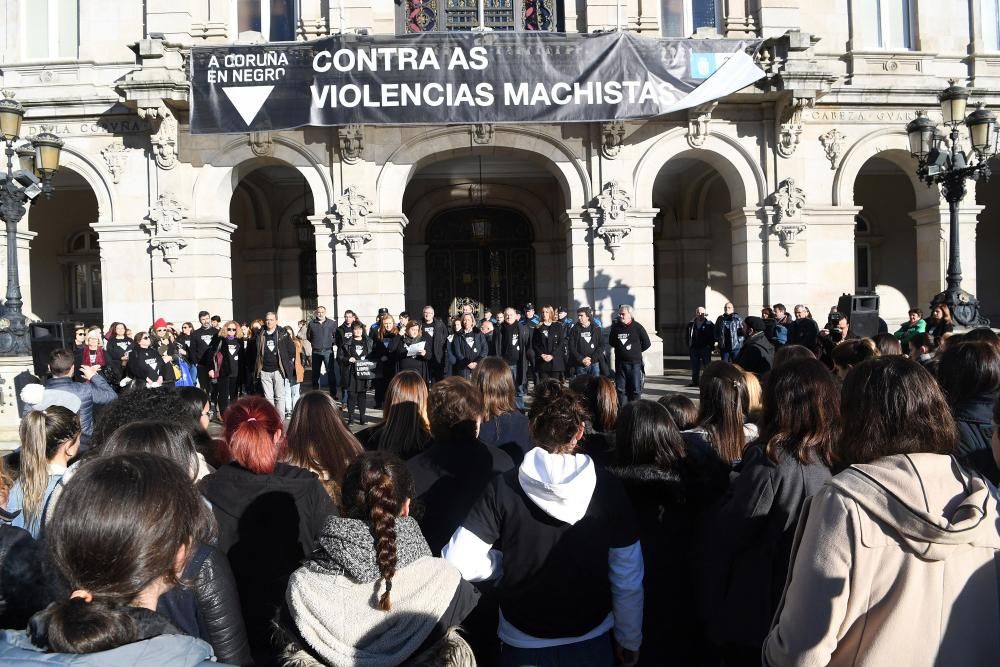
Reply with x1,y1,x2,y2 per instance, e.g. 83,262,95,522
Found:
222,86,274,126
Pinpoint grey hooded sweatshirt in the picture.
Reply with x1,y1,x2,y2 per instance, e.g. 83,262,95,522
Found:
765,453,1000,667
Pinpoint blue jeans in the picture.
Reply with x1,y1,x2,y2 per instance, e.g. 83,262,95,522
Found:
500,632,614,667
615,362,644,405
575,363,601,378
311,351,333,391
721,348,740,363
689,348,712,385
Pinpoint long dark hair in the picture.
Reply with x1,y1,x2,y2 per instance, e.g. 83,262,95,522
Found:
697,361,749,464
936,341,1000,404
473,357,518,420
341,452,415,612
39,453,211,654
101,420,200,479
759,358,839,466
615,400,685,469
286,391,363,494
567,374,618,432
839,356,957,465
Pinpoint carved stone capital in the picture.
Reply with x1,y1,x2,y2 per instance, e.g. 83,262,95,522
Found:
592,181,633,259
770,178,806,221
337,125,365,164
595,225,631,260
600,121,626,159
472,123,495,145
149,238,188,271
145,192,188,271
772,223,807,255
687,101,717,148
334,229,373,266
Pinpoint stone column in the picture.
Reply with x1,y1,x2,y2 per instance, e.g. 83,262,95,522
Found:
332,213,407,327
592,208,662,376
563,210,595,312
910,204,983,309
148,219,237,324
311,215,337,314
802,206,862,313
91,219,155,328
725,207,768,315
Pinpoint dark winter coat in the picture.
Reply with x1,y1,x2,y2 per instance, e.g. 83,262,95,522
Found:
407,428,514,555
567,323,605,370
953,394,1000,484
421,317,450,366
531,322,567,373
368,331,404,379
687,318,716,350
606,464,703,667
700,443,833,651
495,321,533,385
199,462,336,663
254,327,296,379
787,317,820,351
158,541,252,665
305,318,337,354
478,411,532,465
211,337,243,379
735,331,775,376
714,314,744,354
0,525,63,631
448,330,488,378
398,334,431,381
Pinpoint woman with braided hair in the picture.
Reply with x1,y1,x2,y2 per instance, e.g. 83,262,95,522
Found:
281,451,479,666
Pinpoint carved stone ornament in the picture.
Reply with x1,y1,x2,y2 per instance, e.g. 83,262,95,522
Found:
819,129,846,169
687,102,717,148
772,178,806,221
149,107,178,170
600,121,626,159
145,192,188,271
772,223,807,255
333,185,372,228
249,131,273,157
593,181,633,259
101,142,128,184
334,229,373,267
777,97,814,158
770,178,807,255
337,124,365,164
472,123,495,145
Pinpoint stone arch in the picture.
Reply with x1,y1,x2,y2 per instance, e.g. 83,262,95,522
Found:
633,129,766,209
376,125,590,213
56,145,116,222
190,135,332,221
833,127,939,208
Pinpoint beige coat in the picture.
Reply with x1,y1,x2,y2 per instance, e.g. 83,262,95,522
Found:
764,453,1000,666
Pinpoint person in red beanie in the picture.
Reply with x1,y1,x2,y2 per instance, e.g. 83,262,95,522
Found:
152,317,181,387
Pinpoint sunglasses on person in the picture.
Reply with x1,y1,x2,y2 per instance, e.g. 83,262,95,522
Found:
156,328,167,333
226,327,237,332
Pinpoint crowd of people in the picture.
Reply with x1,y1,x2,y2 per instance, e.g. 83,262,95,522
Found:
0,297,998,666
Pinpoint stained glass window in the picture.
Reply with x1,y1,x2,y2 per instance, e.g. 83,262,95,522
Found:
403,0,557,33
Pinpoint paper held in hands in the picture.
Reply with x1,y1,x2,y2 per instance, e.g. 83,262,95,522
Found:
407,341,426,358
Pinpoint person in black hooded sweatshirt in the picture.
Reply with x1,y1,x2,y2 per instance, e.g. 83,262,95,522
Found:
199,396,335,665
937,340,1000,484
406,376,513,556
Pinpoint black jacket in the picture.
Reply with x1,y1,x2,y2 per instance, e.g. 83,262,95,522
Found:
735,332,774,376
199,462,335,662
190,326,218,368
567,323,605,369
448,330,488,377
254,327,295,378
397,334,430,380
0,525,63,631
478,411,532,465
407,427,514,555
606,464,703,666
686,318,716,350
420,317,450,366
305,318,337,354
531,322,566,372
368,331,404,379
212,337,243,379
953,394,1000,484
610,320,651,365
127,346,169,385
158,541,252,665
700,443,832,650
787,317,820,351
495,321,533,385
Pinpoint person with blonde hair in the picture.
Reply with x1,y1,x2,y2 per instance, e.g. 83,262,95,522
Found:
5,406,80,537
371,312,403,409
210,319,243,416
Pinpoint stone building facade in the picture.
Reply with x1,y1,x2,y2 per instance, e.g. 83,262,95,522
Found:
2,0,1000,378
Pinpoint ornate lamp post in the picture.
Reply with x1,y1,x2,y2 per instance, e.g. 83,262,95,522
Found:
906,80,996,327
0,95,63,355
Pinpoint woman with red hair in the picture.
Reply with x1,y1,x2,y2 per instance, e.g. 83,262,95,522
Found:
199,395,335,665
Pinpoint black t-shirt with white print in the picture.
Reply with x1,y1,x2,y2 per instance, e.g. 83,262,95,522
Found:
461,467,638,640
261,330,279,372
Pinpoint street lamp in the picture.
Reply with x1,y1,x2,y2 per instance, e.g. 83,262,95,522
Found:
0,94,63,355
906,80,996,327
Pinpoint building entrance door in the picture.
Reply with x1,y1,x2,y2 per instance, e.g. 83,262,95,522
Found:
425,207,535,318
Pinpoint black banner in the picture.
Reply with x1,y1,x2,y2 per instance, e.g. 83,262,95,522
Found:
190,32,763,134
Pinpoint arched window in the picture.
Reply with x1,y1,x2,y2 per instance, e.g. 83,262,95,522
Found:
65,231,102,315
400,0,559,33
231,0,296,41
22,0,78,60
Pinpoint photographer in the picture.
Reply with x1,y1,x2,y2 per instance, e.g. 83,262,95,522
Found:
818,311,852,369
735,316,774,376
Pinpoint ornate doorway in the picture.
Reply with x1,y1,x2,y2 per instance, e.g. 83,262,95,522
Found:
426,207,535,317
